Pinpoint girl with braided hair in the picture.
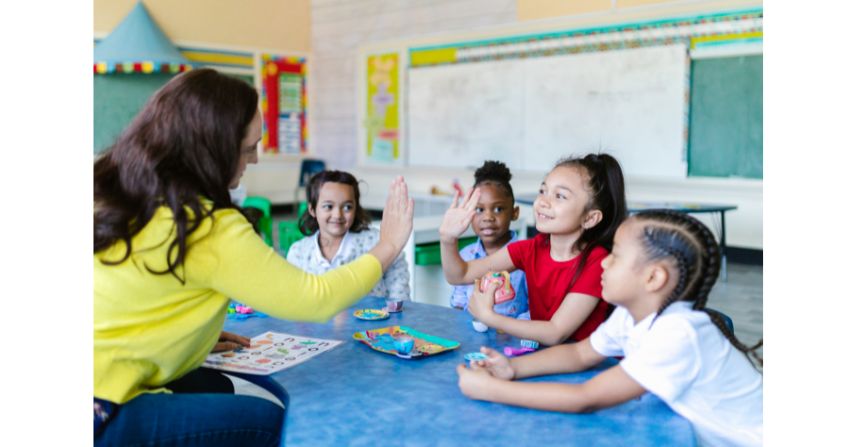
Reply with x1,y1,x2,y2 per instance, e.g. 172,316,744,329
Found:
441,153,626,345
456,210,762,447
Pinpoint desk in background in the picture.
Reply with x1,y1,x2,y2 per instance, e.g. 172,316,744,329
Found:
516,194,737,279
225,297,696,446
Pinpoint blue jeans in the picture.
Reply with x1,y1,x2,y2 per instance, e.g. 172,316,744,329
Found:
95,369,284,446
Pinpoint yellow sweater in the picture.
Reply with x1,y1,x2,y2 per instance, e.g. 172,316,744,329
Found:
94,206,382,404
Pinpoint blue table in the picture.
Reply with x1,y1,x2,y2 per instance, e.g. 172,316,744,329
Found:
516,194,737,279
225,297,696,446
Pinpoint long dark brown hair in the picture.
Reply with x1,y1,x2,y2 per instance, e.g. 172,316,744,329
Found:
94,68,259,282
634,210,763,369
298,170,372,236
554,153,628,287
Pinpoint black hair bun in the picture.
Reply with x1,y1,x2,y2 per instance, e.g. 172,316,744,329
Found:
474,160,512,184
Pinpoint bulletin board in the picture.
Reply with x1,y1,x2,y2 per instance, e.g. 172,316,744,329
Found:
260,54,308,154
365,53,402,164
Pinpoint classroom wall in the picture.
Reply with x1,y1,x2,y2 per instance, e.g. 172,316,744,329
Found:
517,0,759,21
94,0,311,52
308,0,763,250
309,0,518,168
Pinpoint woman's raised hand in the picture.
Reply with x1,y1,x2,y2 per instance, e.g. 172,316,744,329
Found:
439,188,481,243
372,176,414,271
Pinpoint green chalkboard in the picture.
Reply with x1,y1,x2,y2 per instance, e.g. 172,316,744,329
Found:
93,72,255,153
688,55,763,179
94,73,175,153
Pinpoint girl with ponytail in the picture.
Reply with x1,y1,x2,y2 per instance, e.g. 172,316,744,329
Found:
441,153,627,345
456,210,762,447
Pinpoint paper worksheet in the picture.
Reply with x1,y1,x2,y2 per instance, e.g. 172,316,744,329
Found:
203,331,341,375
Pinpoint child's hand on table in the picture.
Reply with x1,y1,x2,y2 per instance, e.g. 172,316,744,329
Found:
471,346,515,381
456,362,496,400
211,331,252,352
439,188,481,243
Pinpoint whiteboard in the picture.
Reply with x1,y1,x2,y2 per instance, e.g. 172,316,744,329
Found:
407,44,689,178
407,59,525,168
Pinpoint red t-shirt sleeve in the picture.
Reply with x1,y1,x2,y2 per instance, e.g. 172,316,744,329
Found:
506,236,537,272
568,246,608,298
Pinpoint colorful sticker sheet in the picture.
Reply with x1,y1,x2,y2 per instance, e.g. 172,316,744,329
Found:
204,331,341,375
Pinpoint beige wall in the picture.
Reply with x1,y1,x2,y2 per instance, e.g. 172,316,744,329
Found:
518,0,760,21
94,0,311,51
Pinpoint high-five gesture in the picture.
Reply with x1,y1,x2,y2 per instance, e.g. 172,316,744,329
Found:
439,188,481,243
371,176,415,271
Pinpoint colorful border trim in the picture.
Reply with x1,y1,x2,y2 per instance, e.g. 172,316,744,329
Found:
93,62,192,74
410,9,762,67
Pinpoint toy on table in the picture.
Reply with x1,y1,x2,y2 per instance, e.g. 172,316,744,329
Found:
471,271,517,332
503,340,540,357
353,326,460,359
393,336,415,358
353,308,390,321
385,298,404,313
464,352,488,362
227,302,268,320
520,339,539,349
503,346,535,357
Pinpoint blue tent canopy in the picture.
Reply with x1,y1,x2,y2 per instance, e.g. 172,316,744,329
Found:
94,2,192,74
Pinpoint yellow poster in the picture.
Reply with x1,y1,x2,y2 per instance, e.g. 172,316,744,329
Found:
365,53,399,163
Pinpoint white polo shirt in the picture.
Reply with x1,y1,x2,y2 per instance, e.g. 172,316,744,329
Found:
589,302,762,447
286,228,411,301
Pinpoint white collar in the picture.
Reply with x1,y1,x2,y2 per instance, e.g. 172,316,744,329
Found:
312,231,352,265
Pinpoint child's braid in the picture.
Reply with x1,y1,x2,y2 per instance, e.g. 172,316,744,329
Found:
634,210,762,370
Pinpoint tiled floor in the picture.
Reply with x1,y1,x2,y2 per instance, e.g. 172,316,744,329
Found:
706,263,764,357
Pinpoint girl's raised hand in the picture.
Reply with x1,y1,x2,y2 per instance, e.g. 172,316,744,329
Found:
439,188,481,243
473,346,515,381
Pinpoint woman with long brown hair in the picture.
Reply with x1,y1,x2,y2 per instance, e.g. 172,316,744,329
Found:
94,68,413,446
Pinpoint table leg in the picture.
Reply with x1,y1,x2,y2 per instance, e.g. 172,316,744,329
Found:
720,210,728,281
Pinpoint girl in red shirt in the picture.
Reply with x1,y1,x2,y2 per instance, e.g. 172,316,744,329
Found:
440,153,627,345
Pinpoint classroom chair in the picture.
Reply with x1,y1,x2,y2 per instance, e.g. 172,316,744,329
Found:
294,158,326,205
243,196,274,247
226,371,290,447
278,219,305,255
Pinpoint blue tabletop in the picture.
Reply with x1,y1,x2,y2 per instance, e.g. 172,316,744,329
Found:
224,297,696,446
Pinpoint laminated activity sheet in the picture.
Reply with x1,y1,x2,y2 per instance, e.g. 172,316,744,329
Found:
204,331,341,375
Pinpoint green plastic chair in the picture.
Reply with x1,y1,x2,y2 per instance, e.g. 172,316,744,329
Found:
242,196,273,247
278,219,305,255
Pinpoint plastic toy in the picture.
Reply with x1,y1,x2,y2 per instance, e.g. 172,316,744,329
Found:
503,346,536,357
520,339,539,349
479,271,516,304
471,320,489,332
385,298,404,313
464,352,488,362
393,336,415,358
